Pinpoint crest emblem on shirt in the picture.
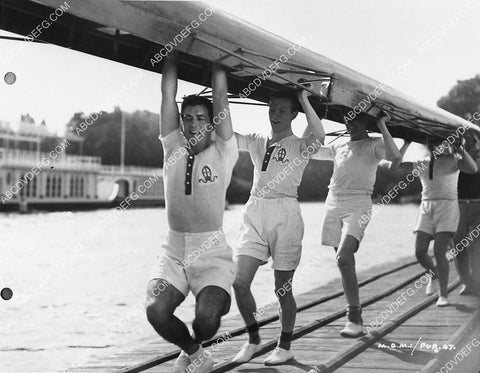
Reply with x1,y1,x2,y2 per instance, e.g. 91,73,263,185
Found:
272,148,289,163
199,165,218,183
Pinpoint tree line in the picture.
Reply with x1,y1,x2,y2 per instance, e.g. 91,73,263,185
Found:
65,75,480,204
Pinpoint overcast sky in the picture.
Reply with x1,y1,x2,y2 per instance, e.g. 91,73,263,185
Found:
0,0,479,138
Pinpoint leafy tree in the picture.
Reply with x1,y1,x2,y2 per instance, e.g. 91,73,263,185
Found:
437,74,480,123
65,112,85,133
66,109,163,167
227,153,254,203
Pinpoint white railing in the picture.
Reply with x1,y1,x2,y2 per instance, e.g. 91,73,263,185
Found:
0,148,163,175
0,148,102,170
100,165,163,176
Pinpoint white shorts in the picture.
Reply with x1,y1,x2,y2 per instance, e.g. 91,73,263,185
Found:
321,193,372,247
236,197,304,271
414,199,459,235
149,230,236,297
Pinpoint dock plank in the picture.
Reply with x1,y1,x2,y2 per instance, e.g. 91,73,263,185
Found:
78,257,480,372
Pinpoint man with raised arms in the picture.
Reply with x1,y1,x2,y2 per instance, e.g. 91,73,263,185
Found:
454,133,480,296
145,54,238,373
232,89,325,365
397,138,477,306
309,112,401,337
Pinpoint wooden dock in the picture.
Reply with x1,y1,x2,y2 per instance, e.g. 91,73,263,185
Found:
80,257,480,373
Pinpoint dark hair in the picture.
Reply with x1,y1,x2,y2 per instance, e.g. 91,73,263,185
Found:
181,95,213,122
465,133,479,151
269,90,300,112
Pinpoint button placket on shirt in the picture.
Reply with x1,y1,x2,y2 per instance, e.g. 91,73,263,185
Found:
185,154,195,195
262,144,277,171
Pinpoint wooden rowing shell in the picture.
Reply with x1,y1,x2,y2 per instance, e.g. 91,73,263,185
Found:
1,0,477,143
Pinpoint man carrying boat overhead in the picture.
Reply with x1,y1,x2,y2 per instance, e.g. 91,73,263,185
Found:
454,133,480,296
145,53,238,373
232,89,325,365
309,111,402,337
397,138,477,306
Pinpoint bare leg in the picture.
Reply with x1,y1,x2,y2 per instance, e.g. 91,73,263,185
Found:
145,279,198,354
415,231,436,276
454,205,473,287
454,245,472,286
336,235,360,307
274,269,296,350
233,255,263,343
434,232,453,297
192,286,230,343
469,245,480,293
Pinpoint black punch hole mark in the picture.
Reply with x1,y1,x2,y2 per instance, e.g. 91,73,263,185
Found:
4,72,16,85
1,287,13,300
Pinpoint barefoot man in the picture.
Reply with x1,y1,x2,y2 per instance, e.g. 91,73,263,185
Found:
146,55,238,373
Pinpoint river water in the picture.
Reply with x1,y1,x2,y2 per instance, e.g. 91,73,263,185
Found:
0,202,419,372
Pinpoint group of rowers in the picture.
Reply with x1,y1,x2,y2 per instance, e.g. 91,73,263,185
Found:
144,55,480,373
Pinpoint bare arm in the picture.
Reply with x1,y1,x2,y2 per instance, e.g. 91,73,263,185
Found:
302,125,312,138
376,113,402,169
212,63,233,141
475,155,480,171
391,140,414,170
160,54,180,137
399,140,411,158
472,148,480,170
298,90,325,156
234,132,248,152
466,135,480,170
457,145,478,174
298,90,325,153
